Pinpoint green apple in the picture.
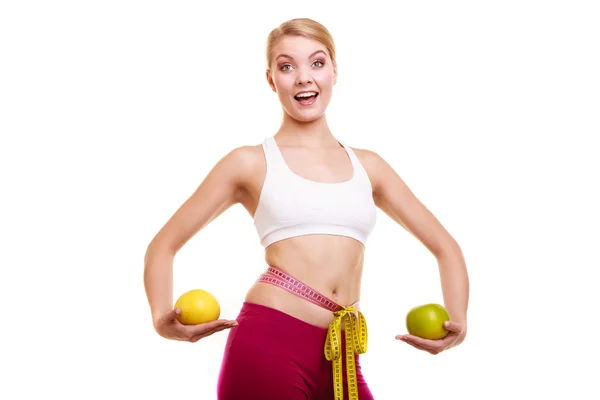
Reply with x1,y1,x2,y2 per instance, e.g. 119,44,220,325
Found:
406,303,450,340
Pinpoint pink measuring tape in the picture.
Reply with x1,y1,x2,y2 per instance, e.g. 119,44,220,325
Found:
257,265,343,312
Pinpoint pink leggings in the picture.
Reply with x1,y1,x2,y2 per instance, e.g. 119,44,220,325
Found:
217,302,374,399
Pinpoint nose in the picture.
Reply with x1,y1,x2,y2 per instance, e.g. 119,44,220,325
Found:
295,67,313,86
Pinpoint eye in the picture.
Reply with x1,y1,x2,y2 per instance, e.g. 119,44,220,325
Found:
279,64,293,71
313,60,325,67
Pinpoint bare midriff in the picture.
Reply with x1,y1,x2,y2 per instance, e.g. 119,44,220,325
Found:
244,233,365,329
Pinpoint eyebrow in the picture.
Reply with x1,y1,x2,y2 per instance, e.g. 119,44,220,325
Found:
275,50,327,61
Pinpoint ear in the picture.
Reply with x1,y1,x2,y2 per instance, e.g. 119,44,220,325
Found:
333,62,338,86
266,69,277,92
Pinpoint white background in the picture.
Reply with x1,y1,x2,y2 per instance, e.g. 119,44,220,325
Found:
1,1,599,399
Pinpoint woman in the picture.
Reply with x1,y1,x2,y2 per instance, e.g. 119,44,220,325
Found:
144,18,469,400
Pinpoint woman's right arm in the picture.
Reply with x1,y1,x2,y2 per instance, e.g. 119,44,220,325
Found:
143,146,255,338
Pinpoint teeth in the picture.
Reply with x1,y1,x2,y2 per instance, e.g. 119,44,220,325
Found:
296,92,317,98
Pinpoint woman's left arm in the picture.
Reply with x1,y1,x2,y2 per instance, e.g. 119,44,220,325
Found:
359,148,470,354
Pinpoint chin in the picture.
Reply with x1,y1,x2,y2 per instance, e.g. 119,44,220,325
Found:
284,101,329,123
289,110,326,123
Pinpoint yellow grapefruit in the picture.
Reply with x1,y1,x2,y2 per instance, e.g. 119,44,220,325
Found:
174,289,221,325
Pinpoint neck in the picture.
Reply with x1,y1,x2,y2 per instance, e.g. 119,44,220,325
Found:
275,111,336,147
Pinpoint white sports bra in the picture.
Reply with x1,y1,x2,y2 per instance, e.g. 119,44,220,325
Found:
253,136,377,248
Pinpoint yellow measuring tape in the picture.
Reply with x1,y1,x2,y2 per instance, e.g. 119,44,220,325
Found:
324,305,368,400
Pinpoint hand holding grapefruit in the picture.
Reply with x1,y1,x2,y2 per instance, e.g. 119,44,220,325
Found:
152,289,237,342
174,289,221,325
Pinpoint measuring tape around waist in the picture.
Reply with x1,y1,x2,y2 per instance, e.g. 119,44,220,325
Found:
257,266,343,312
257,266,369,400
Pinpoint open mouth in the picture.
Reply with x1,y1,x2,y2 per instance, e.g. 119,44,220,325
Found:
294,91,319,106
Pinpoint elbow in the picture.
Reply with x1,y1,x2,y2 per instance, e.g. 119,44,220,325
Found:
434,237,463,262
144,238,176,266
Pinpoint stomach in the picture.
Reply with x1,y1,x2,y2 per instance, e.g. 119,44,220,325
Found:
244,234,366,329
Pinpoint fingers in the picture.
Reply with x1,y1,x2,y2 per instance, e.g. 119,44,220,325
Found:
395,321,465,355
396,336,435,354
396,334,437,348
188,319,238,336
189,323,236,342
396,333,456,355
183,319,238,342
443,321,463,333
158,308,182,324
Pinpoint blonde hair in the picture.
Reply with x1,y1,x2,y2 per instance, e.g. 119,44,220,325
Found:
265,18,337,70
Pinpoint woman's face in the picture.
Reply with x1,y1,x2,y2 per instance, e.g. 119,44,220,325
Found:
267,35,337,123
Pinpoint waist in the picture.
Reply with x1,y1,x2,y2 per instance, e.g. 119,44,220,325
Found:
245,264,369,400
245,265,361,329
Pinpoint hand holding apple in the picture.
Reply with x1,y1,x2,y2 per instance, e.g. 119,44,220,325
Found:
396,303,466,355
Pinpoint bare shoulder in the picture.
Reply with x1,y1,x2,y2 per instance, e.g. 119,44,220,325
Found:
351,146,458,257
225,143,265,186
349,146,382,164
222,143,264,170
147,142,265,253
349,146,394,195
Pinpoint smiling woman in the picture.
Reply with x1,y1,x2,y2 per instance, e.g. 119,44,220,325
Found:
266,30,337,123
143,17,469,400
